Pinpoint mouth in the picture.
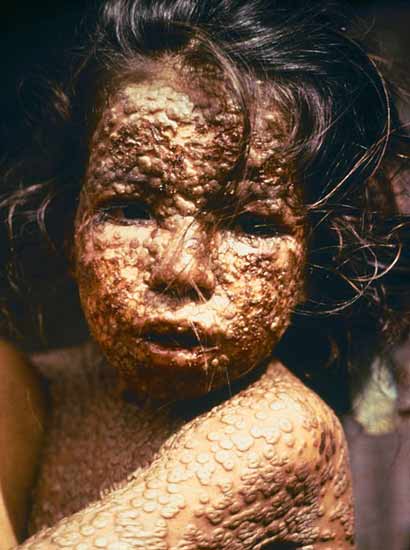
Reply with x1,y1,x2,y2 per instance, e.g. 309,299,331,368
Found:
142,322,213,353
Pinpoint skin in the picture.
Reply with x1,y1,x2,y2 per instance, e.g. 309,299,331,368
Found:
0,342,45,548
17,59,355,549
26,356,353,550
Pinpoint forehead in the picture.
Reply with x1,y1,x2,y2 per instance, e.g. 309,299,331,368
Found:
86,64,297,207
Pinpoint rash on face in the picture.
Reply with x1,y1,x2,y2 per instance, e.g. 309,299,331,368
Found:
74,61,307,400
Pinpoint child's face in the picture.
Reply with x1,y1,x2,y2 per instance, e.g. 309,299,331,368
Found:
74,64,306,400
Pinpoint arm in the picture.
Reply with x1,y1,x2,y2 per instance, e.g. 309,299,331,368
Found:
0,341,46,548
20,361,354,549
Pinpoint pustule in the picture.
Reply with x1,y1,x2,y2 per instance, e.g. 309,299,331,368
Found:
74,60,307,401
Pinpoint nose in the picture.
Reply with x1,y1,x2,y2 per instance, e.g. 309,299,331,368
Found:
150,220,216,301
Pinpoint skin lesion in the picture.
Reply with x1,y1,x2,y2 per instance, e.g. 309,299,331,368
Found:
21,361,354,549
74,67,307,402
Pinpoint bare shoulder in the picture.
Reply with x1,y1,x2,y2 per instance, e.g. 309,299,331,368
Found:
0,341,46,547
254,361,355,547
260,360,349,463
161,359,355,548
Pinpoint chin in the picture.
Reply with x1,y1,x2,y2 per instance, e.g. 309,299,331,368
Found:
104,347,263,403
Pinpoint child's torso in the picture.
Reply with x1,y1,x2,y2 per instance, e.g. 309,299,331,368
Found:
29,343,183,534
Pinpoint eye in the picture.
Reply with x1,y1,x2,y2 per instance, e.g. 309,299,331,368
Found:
235,212,286,237
102,200,152,223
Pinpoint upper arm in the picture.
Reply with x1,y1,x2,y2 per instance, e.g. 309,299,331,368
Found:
265,364,355,549
0,341,46,547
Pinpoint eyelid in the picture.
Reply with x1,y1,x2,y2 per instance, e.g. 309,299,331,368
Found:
98,194,141,208
223,197,296,237
98,197,153,224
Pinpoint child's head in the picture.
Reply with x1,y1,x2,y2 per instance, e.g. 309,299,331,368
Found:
74,60,307,399
2,0,409,405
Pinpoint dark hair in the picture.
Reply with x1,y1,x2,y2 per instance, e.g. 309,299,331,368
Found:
2,0,410,412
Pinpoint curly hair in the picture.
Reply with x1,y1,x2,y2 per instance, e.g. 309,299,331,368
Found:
1,0,410,412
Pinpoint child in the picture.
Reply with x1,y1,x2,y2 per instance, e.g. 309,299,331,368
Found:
2,0,409,548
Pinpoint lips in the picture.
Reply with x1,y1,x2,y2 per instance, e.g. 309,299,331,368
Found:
141,321,212,353
146,330,201,350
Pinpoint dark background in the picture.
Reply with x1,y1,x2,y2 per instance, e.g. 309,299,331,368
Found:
2,1,410,96
1,1,410,145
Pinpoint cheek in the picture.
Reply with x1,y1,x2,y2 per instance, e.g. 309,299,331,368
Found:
217,238,305,339
75,225,155,337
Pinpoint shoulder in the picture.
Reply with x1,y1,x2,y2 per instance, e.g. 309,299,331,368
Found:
0,340,46,546
0,340,46,444
194,359,348,469
171,360,355,547
245,360,355,547
260,360,347,461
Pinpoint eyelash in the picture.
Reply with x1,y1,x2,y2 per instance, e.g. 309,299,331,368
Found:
100,200,152,224
234,212,287,238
